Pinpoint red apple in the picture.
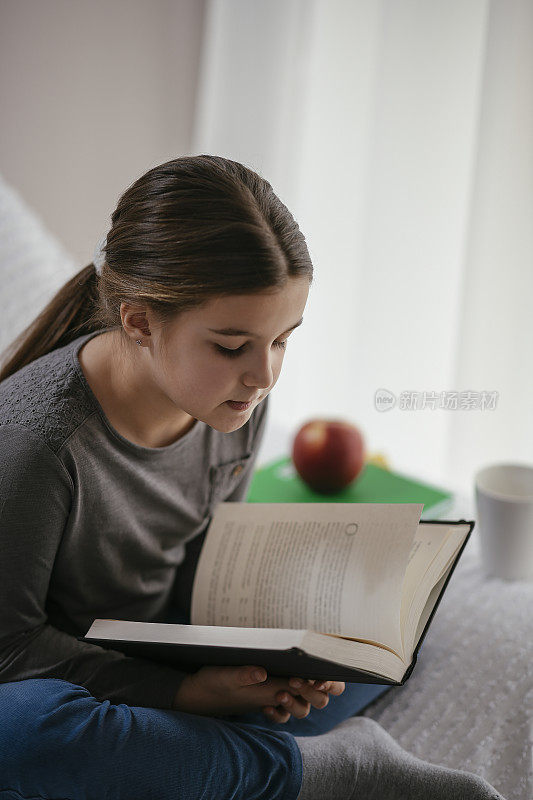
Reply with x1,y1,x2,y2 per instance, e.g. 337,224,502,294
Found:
291,419,366,494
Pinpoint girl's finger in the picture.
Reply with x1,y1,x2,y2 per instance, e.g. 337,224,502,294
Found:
306,679,345,695
262,704,291,723
276,691,312,719
291,677,331,691
289,677,327,690
327,680,345,695
287,677,345,703
280,685,329,710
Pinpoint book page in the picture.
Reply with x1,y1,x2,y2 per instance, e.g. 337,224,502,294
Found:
86,619,308,650
399,523,454,653
402,526,469,658
411,568,449,649
302,631,407,683
191,502,423,655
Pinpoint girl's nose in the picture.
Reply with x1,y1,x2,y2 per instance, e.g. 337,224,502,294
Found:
242,352,274,390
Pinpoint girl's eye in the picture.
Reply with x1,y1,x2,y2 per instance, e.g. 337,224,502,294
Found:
214,340,287,359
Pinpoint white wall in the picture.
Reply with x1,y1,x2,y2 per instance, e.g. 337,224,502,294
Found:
448,0,533,487
0,0,206,266
193,0,491,490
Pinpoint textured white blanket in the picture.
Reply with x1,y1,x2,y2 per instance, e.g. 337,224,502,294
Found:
362,536,533,800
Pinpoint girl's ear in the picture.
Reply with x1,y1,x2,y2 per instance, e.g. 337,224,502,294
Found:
120,303,152,339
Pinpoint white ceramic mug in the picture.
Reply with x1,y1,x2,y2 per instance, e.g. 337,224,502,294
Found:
475,462,533,581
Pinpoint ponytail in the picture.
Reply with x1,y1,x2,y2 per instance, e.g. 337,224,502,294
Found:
0,263,103,383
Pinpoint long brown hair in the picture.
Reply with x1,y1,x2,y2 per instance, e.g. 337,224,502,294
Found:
0,154,313,383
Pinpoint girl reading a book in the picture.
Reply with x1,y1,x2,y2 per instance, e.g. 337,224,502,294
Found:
0,156,504,799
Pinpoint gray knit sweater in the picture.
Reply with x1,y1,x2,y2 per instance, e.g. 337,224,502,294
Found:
0,328,269,710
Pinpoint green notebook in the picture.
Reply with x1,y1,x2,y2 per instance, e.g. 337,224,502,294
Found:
246,457,453,520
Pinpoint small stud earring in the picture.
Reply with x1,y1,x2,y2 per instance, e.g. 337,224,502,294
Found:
136,339,142,346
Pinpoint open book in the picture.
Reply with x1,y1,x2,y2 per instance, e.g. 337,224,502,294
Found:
82,503,473,684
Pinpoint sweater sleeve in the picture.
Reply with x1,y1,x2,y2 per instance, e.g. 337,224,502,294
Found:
0,424,188,709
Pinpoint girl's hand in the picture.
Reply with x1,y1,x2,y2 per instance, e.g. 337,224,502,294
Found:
171,665,344,722
261,677,346,723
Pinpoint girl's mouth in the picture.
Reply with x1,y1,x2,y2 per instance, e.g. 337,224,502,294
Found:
226,400,252,411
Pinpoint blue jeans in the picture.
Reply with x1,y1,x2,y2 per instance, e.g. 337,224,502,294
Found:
0,676,393,799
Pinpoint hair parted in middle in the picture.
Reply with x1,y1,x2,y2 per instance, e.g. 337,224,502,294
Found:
0,154,314,383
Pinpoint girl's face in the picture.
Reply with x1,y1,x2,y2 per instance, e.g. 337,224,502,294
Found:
134,277,310,433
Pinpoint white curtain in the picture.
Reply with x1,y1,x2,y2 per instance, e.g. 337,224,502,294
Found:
191,0,533,494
